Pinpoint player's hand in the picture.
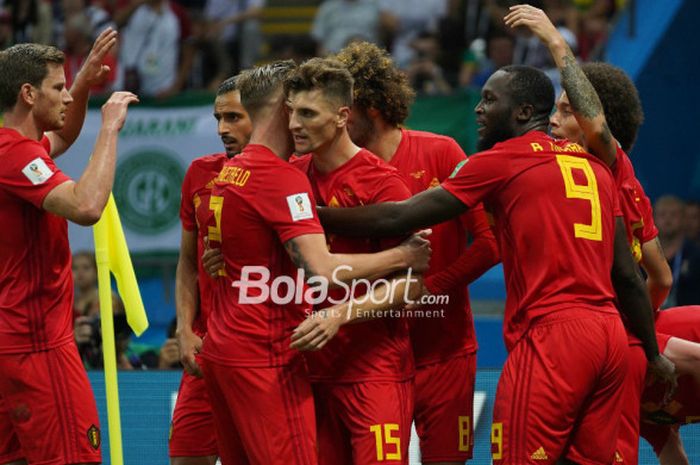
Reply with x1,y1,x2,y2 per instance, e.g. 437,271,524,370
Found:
647,353,678,406
202,236,224,277
290,308,343,351
504,4,560,46
176,328,203,377
399,229,432,273
75,27,118,87
101,91,139,131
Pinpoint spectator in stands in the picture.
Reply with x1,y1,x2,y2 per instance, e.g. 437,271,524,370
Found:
378,0,447,69
0,7,12,50
9,0,52,45
311,0,381,55
203,0,264,84
117,0,193,98
685,200,700,246
62,12,117,94
654,195,700,308
158,318,182,369
405,31,451,95
459,29,514,88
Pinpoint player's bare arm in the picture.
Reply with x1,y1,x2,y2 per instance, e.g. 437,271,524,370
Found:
658,427,690,465
47,28,118,158
640,237,674,310
283,230,432,284
290,271,424,351
175,228,203,377
42,91,138,225
504,4,617,166
319,186,467,237
611,217,677,390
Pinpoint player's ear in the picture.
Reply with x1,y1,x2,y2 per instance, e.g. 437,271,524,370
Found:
337,106,350,128
19,83,36,106
515,103,534,123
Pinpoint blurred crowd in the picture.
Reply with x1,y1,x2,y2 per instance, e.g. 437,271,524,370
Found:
1,0,627,98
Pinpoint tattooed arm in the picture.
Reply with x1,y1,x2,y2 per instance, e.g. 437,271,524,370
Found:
504,4,617,166
283,231,431,285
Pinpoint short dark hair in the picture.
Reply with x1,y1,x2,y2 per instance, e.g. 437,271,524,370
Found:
235,60,297,117
0,43,65,112
334,41,415,126
284,57,353,107
216,75,240,96
500,65,554,119
581,62,644,153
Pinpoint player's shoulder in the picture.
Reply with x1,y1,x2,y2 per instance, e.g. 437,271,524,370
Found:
289,153,312,171
354,148,397,172
404,129,462,151
188,152,227,171
0,128,47,154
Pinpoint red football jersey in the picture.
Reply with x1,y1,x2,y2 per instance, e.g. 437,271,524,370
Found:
179,153,229,335
613,146,658,263
0,128,73,354
442,131,620,351
201,145,324,367
388,129,496,365
291,149,414,382
641,306,700,428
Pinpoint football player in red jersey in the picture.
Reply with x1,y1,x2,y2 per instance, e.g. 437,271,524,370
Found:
170,76,253,465
199,61,430,465
504,6,692,464
331,41,500,465
285,57,416,465
313,61,674,464
0,34,138,465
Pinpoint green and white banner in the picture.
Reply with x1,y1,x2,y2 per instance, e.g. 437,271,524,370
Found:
57,105,222,253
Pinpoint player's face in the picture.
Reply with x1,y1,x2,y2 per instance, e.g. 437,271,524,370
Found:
287,89,348,155
346,105,374,148
550,92,585,147
33,64,73,132
214,90,252,157
72,255,96,290
474,70,516,151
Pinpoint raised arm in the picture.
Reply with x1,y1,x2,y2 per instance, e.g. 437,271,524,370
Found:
47,28,118,158
175,228,203,376
42,92,138,225
319,186,467,237
504,4,617,166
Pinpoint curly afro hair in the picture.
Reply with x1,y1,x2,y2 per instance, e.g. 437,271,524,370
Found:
334,41,415,126
581,63,644,154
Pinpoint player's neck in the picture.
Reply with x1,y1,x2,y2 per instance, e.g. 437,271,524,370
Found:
248,116,293,160
312,130,359,174
366,124,402,164
1,109,43,141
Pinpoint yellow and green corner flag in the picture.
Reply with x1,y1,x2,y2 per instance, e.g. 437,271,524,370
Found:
93,193,149,465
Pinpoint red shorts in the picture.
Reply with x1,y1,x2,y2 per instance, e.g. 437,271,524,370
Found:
614,342,647,465
313,380,413,465
201,358,317,465
0,342,101,465
491,311,628,465
169,367,217,457
414,353,476,462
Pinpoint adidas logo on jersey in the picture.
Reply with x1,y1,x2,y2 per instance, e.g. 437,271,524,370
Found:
531,447,548,460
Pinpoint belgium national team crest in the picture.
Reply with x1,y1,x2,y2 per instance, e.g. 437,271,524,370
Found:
87,424,101,450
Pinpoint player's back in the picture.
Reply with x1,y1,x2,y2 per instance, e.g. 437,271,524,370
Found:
443,131,619,350
202,144,324,367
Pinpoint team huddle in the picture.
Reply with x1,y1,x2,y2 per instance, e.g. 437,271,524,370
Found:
0,4,698,465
